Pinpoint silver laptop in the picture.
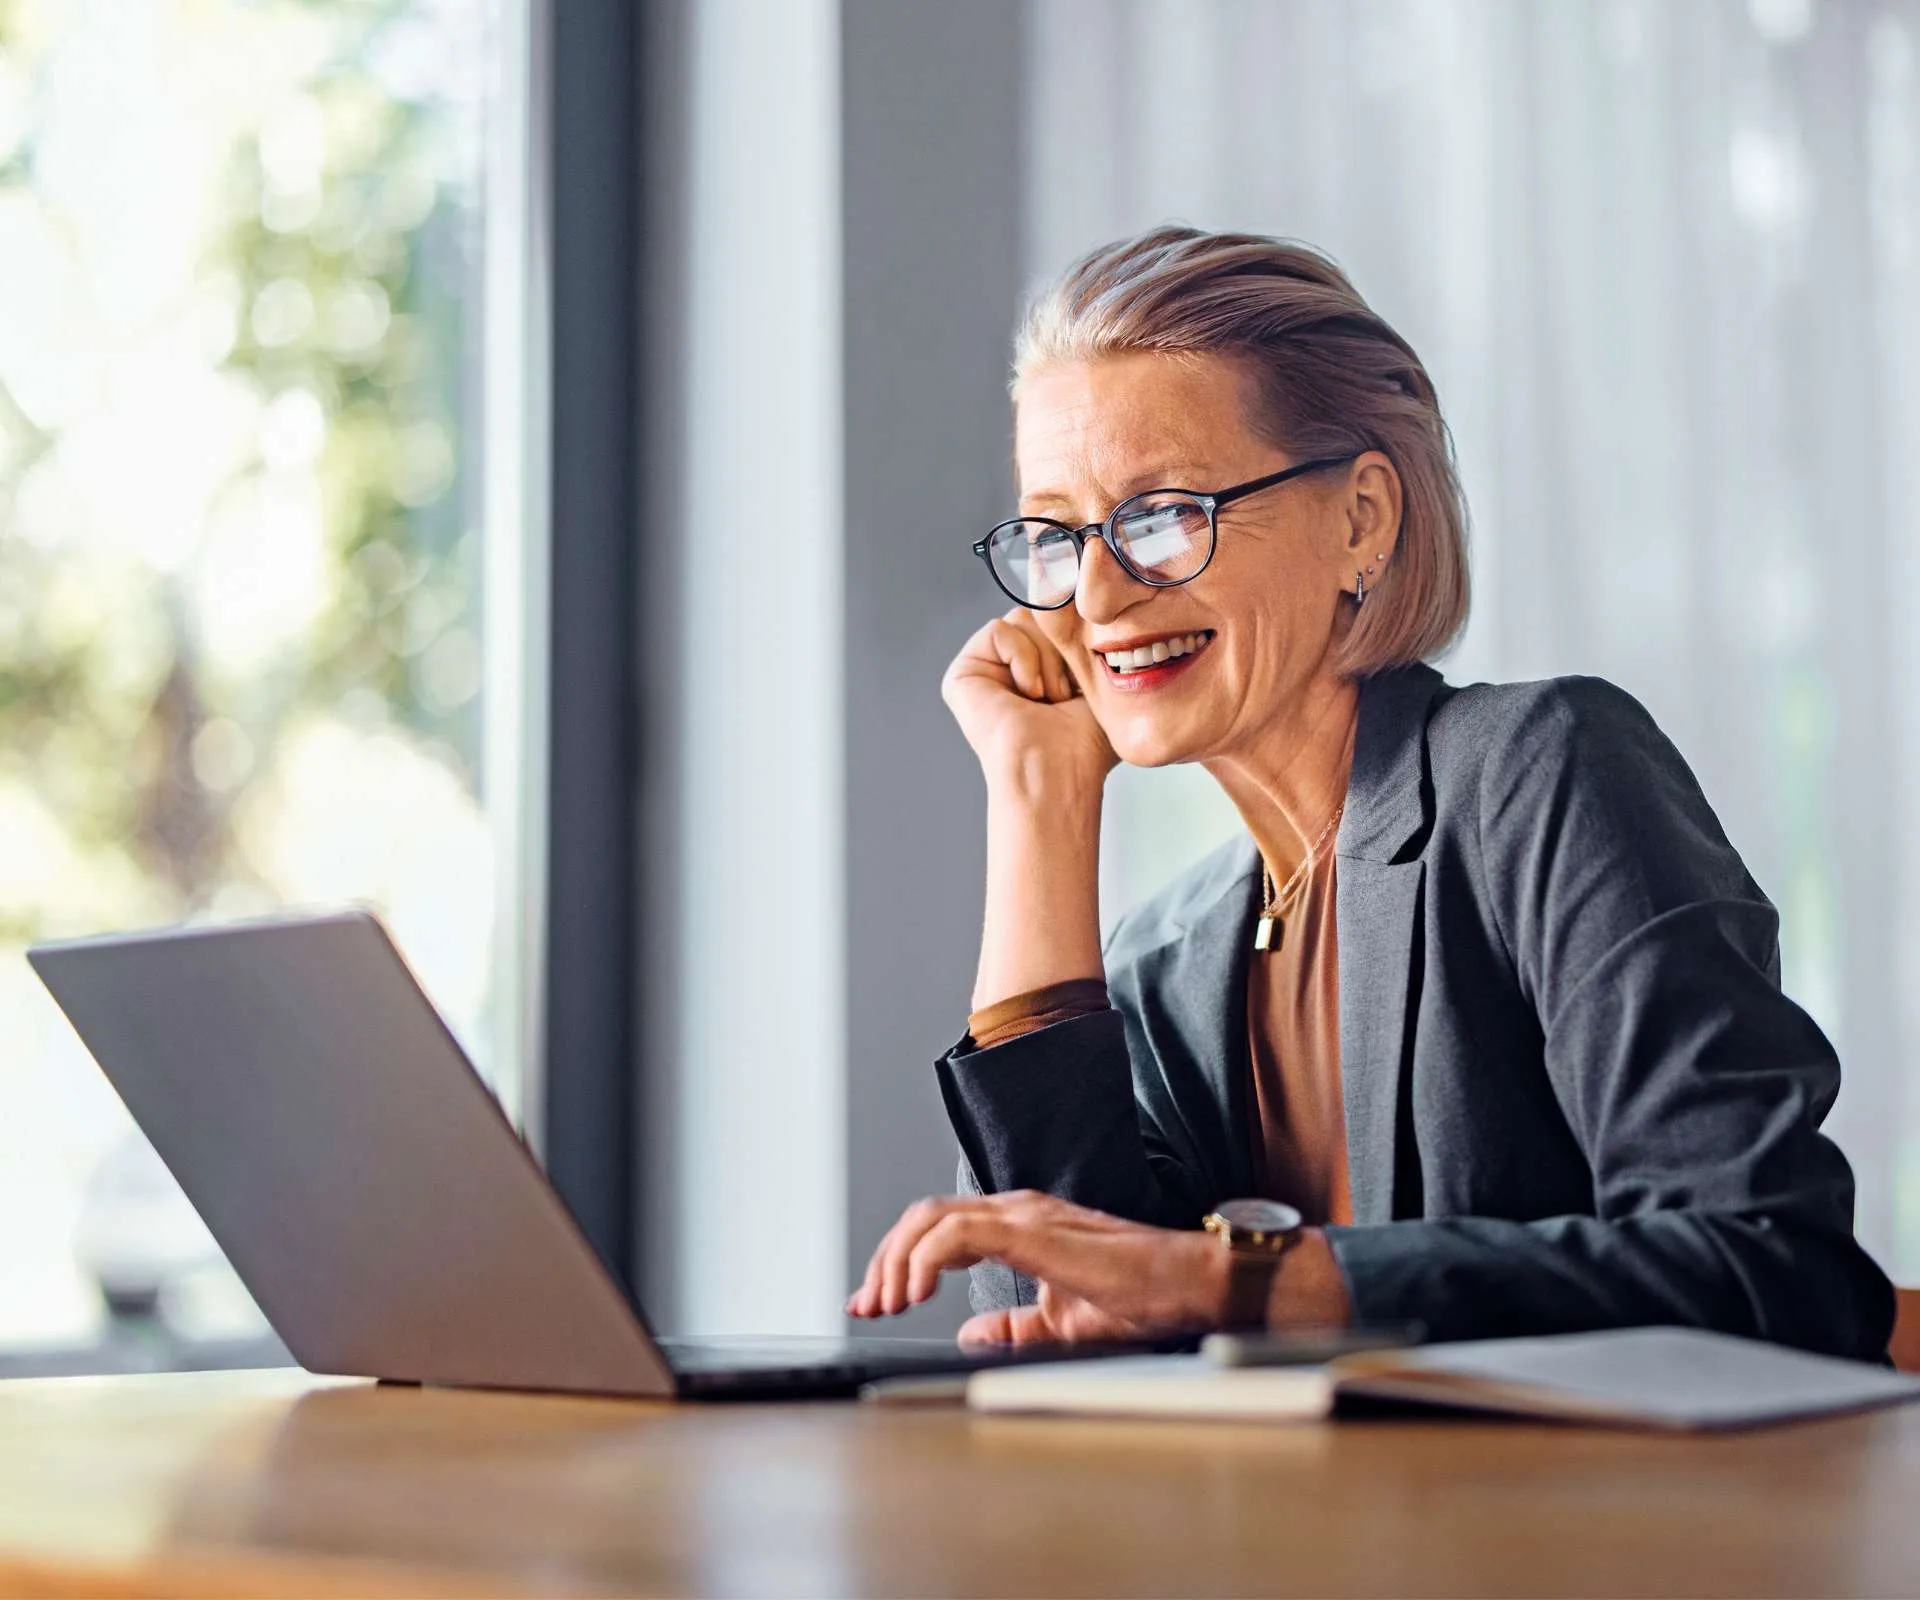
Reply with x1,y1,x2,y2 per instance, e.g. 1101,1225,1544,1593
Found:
27,911,1121,1399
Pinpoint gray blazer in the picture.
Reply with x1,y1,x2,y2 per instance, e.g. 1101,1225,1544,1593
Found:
937,664,1894,1359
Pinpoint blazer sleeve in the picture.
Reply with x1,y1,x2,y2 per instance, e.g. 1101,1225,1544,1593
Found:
938,1004,1210,1313
1325,678,1894,1360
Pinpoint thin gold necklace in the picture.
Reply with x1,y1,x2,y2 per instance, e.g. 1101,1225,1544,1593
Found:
1254,802,1344,953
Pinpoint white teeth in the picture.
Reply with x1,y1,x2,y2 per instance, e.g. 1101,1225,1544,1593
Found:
1102,631,1211,673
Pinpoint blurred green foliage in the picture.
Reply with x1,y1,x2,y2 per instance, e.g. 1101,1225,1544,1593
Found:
0,0,482,935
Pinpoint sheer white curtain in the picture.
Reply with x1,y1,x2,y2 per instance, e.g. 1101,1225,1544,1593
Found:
1026,0,1920,1274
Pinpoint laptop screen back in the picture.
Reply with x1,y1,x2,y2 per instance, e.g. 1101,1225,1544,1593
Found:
29,912,674,1397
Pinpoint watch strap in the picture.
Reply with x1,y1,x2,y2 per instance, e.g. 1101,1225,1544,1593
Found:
1222,1249,1283,1329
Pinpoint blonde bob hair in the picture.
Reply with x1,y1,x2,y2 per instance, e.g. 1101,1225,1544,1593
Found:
1013,226,1470,677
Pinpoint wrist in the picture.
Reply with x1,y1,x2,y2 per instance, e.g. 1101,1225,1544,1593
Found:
982,745,1110,811
972,757,1105,1016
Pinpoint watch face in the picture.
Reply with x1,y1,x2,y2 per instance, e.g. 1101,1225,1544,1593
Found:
1215,1198,1304,1234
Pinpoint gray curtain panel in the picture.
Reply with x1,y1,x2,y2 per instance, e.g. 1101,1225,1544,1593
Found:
1025,0,1920,1278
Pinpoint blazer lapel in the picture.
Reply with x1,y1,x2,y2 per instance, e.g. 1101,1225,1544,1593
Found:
1337,857,1424,1223
1187,855,1261,1199
1336,665,1447,1224
1137,840,1262,1202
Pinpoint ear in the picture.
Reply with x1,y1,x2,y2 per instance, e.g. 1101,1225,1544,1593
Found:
1339,450,1403,586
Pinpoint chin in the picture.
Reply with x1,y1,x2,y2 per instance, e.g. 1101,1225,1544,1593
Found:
1103,716,1206,770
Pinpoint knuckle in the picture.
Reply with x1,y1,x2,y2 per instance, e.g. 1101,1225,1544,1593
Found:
918,1213,969,1257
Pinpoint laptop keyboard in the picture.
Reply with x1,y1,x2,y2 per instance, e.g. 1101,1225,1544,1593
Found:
658,1334,973,1377
656,1332,1198,1400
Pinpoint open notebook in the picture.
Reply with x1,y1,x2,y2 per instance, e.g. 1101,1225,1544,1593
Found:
967,1326,1920,1432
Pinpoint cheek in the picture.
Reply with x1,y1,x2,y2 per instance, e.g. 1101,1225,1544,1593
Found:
1034,612,1081,661
1241,587,1338,680
1219,520,1336,637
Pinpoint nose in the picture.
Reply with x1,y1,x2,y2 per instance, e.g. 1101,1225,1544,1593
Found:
1074,535,1148,626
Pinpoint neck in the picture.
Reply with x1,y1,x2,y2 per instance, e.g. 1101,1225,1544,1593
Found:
1202,667,1360,887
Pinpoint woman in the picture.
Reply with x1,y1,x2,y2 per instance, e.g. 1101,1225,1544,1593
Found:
846,226,1893,1359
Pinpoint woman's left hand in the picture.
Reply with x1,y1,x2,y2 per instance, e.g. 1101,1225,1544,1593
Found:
846,1191,1222,1345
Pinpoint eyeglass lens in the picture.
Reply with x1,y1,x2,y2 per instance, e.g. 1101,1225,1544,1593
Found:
988,492,1213,607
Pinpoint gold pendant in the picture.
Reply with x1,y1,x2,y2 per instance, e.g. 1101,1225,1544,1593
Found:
1254,914,1279,952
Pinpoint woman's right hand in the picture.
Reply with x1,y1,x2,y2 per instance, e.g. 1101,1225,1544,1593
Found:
947,611,1113,1009
941,609,1117,797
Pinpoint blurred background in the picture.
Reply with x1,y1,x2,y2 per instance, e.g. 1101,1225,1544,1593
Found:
1,0,1916,1369
0,0,521,1372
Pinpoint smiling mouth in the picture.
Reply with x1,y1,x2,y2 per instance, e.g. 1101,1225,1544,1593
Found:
1099,630,1215,676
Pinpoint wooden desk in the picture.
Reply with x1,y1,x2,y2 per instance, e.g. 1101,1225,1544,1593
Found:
2,1368,1918,1598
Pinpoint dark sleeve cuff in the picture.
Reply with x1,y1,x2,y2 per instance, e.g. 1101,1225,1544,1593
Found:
935,1008,1163,1221
1320,1224,1408,1332
1321,1210,1894,1360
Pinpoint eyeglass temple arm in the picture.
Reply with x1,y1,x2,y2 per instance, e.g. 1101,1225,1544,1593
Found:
1209,456,1357,510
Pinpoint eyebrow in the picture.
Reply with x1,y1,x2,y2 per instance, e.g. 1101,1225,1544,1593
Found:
1018,463,1211,516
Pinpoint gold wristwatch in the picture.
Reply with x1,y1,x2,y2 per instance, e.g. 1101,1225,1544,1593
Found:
1203,1198,1304,1329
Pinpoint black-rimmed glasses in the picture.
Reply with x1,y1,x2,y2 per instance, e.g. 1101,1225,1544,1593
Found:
973,456,1357,611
